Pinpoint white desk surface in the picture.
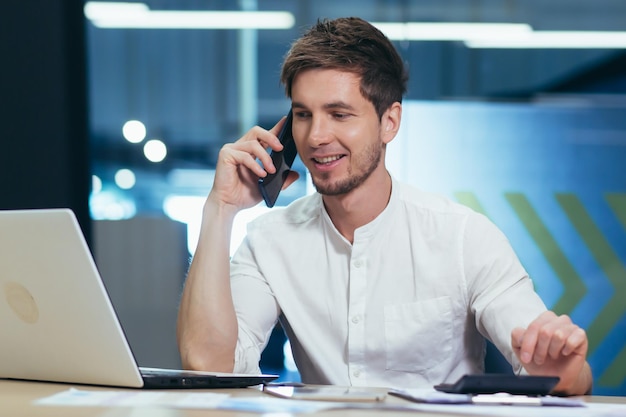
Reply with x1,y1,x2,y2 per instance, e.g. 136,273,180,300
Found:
1,379,624,417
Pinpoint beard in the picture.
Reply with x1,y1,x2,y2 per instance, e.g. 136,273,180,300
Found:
312,139,384,196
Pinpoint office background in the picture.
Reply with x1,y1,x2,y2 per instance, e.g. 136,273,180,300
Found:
1,0,624,395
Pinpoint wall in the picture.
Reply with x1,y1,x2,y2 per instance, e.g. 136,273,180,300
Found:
0,0,90,238
93,217,189,369
389,99,626,395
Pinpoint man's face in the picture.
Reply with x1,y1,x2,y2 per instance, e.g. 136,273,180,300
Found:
290,69,387,196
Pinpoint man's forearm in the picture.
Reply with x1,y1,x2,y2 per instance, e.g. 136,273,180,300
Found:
176,200,239,372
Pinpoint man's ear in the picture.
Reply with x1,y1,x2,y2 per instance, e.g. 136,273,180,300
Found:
381,102,402,145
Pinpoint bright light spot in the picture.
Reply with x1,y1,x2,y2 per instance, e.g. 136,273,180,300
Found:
283,340,298,372
114,168,136,189
163,195,205,254
122,120,146,143
144,139,167,162
92,175,102,194
231,205,272,255
305,172,316,195
90,190,136,220
167,168,215,189
163,196,272,256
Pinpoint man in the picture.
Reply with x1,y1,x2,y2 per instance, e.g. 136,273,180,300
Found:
177,17,592,395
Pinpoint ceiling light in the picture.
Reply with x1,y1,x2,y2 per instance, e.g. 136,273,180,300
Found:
84,2,148,19
372,22,532,42
373,22,626,49
466,31,626,49
84,1,295,30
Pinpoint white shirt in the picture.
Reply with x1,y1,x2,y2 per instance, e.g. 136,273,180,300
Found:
229,178,547,388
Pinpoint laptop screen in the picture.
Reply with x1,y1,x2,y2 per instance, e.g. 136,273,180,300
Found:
0,209,277,388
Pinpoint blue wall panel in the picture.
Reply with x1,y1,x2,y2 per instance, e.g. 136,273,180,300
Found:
390,100,626,395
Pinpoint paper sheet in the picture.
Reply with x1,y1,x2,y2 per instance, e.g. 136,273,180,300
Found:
388,390,626,417
406,402,626,417
34,388,229,409
34,388,626,416
34,388,334,413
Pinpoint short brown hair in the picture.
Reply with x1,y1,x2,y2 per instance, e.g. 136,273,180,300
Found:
280,17,408,119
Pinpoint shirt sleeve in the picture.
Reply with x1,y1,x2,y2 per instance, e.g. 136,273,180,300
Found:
463,212,548,373
230,236,281,374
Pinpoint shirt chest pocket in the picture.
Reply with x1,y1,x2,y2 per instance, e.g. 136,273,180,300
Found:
384,296,453,373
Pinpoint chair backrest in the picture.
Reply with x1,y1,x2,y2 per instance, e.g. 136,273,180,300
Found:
484,340,514,374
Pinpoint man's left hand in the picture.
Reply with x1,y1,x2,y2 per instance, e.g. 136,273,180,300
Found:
511,310,592,395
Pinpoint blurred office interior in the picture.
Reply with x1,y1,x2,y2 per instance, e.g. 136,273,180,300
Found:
1,0,625,395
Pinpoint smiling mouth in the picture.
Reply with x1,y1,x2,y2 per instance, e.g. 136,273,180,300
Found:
313,155,344,164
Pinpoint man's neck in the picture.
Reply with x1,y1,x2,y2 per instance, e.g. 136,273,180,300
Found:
322,170,392,244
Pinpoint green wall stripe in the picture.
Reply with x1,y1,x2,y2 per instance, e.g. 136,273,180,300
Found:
454,192,487,216
556,193,626,355
606,193,626,231
600,193,626,386
457,192,626,387
598,344,626,386
505,193,587,315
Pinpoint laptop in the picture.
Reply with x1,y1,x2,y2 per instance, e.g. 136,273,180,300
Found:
0,208,278,389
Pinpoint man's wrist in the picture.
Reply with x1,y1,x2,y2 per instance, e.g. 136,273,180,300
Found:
553,362,593,396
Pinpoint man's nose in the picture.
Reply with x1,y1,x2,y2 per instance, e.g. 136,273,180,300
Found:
306,115,332,147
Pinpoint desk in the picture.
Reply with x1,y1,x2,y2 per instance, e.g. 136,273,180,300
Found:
1,379,625,417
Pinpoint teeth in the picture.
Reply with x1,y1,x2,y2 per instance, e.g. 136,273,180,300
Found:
315,155,342,164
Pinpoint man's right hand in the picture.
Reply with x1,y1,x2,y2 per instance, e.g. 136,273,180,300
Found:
208,117,299,212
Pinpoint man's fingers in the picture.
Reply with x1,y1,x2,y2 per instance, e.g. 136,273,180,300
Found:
561,327,588,356
230,126,286,175
546,328,567,360
220,142,267,178
512,311,588,366
512,311,556,364
511,327,524,350
270,115,288,135
515,326,538,364
533,315,572,364
532,326,556,365
539,315,586,359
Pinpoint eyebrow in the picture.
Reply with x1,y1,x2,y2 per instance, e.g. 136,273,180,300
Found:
292,101,356,111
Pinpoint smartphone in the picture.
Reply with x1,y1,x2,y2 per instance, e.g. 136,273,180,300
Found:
258,111,297,208
263,384,387,402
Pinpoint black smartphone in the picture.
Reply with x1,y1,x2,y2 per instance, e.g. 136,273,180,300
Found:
258,111,297,208
434,374,560,396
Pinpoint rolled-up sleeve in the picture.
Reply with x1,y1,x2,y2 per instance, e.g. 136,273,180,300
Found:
230,238,281,374
464,212,547,372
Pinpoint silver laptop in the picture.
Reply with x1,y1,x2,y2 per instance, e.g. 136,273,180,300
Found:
0,208,278,389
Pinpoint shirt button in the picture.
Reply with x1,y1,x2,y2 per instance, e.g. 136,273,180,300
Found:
353,369,361,377
351,315,360,324
353,259,363,268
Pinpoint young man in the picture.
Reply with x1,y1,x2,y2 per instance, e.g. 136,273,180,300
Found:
177,17,592,395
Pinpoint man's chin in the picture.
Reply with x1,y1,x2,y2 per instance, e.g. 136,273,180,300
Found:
314,179,358,196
